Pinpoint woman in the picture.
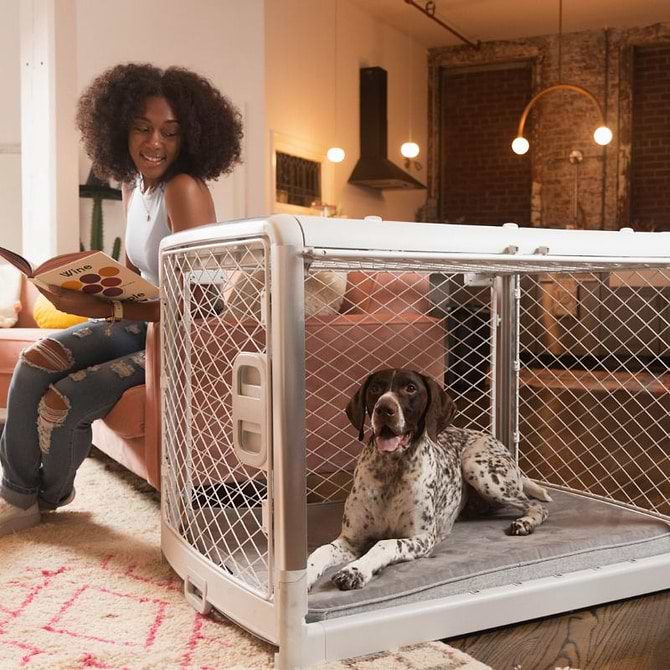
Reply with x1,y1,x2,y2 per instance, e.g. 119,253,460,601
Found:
0,63,243,535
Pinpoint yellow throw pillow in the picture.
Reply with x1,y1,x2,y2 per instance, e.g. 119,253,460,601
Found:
32,294,88,329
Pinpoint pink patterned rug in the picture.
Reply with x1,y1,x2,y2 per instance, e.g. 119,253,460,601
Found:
0,451,490,670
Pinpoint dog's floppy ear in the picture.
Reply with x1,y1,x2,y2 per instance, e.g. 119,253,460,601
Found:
421,375,456,442
346,375,373,441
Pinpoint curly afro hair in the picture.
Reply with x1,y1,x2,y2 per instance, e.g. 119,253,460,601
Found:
76,63,243,184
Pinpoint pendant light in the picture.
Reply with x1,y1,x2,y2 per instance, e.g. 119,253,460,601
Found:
401,33,420,162
511,0,613,155
327,0,345,163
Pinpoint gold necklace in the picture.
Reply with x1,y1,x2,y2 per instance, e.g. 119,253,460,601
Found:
139,179,153,222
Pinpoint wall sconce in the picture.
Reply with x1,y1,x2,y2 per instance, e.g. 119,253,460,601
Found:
512,83,613,155
401,141,420,159
327,147,345,163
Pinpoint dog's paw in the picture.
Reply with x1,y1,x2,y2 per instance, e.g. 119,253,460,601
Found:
332,566,367,590
509,519,534,536
307,565,319,591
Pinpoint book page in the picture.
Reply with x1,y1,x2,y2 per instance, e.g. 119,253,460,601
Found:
0,247,35,276
35,251,96,275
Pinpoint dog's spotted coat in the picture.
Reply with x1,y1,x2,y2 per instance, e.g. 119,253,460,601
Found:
307,369,551,591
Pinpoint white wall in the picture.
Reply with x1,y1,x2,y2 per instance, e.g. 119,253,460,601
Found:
76,0,266,257
0,0,23,253
2,0,265,260
265,0,428,222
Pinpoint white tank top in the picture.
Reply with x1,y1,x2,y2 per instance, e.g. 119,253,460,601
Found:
125,180,171,287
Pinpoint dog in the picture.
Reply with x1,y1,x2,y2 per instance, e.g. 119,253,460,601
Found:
306,368,551,591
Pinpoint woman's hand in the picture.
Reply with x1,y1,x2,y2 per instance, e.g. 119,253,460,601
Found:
37,285,112,319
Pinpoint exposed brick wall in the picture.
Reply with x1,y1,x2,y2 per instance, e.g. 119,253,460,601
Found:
425,24,670,230
440,65,532,226
631,44,670,232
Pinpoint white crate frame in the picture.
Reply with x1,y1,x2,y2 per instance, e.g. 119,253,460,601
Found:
159,216,670,669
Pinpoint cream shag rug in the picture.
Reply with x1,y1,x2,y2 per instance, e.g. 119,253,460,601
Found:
0,450,490,670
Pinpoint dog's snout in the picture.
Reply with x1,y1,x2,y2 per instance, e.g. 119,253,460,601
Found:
374,400,396,417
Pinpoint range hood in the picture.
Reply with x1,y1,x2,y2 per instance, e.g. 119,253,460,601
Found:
348,66,425,191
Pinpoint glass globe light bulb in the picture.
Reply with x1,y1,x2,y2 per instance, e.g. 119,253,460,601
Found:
327,146,345,163
593,126,613,146
512,136,530,155
400,141,420,159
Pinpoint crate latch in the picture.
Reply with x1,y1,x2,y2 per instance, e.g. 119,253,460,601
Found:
232,352,270,470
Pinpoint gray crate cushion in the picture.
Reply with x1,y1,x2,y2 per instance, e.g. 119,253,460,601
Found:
306,489,670,622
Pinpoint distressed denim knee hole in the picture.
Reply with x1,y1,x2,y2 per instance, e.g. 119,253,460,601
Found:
110,360,135,378
22,339,74,372
37,387,71,454
130,352,146,369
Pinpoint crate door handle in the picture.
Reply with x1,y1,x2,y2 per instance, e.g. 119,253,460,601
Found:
184,573,212,615
232,353,269,470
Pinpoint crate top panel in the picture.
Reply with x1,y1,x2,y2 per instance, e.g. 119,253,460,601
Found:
160,215,670,268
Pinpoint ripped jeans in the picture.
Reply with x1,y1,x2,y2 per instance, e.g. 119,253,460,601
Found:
0,319,147,510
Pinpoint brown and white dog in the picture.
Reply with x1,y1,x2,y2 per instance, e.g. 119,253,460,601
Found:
307,368,551,591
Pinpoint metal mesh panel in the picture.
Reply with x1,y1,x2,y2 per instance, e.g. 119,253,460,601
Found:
304,253,670,520
519,268,670,518
161,239,273,597
302,266,495,503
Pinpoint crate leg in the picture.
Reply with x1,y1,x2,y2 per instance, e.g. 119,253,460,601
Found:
274,570,308,670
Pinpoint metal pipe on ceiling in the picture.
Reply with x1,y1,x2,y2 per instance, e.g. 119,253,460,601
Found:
403,0,480,48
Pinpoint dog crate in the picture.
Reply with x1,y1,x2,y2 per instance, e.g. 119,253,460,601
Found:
159,216,670,669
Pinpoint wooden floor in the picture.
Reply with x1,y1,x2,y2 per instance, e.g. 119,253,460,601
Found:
446,590,670,670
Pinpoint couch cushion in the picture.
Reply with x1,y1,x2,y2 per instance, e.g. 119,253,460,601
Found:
32,294,88,329
101,384,146,439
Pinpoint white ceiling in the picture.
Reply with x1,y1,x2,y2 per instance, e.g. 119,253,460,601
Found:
350,0,670,48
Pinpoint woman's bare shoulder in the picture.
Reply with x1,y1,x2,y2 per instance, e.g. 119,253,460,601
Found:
164,173,209,199
164,174,215,231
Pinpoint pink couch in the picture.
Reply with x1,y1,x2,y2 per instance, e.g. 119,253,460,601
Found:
0,272,443,495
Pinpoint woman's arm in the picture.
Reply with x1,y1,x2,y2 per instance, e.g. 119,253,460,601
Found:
36,285,162,322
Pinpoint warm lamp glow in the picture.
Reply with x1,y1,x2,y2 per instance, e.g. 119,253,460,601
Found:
512,136,530,155
593,126,613,146
401,141,420,158
327,147,345,163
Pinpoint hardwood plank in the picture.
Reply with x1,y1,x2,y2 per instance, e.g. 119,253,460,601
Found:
446,590,670,669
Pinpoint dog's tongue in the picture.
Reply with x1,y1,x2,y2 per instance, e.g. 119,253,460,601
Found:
375,434,404,453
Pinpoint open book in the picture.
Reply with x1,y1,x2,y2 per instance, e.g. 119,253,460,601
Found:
0,248,159,303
